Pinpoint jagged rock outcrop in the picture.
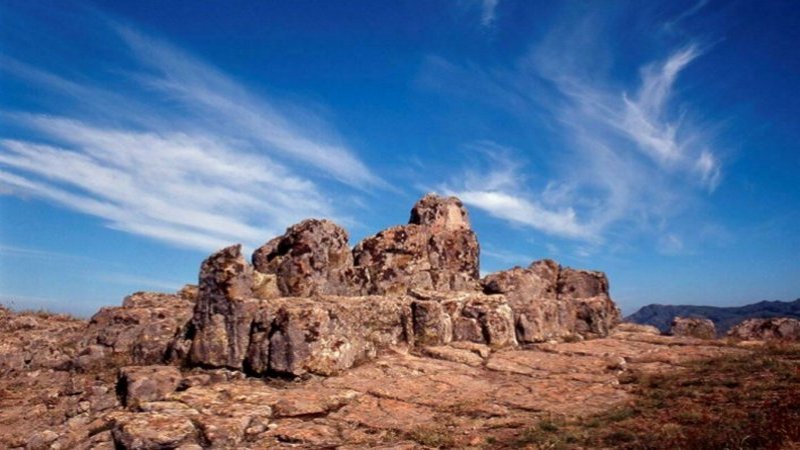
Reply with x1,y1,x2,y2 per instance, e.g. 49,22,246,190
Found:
481,260,621,343
189,244,259,369
558,268,620,337
353,194,480,295
727,317,800,341
670,317,717,339
0,203,740,450
252,219,359,297
0,306,85,374
481,260,575,343
409,291,517,348
187,193,621,376
1,300,758,449
80,290,196,369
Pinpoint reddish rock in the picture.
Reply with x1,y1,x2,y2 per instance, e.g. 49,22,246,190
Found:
558,268,621,337
111,412,198,449
482,260,575,343
670,317,717,339
82,292,195,368
353,194,480,295
118,366,182,407
410,291,516,348
408,193,471,231
265,296,411,376
481,261,620,342
189,245,258,370
252,219,359,297
727,317,800,341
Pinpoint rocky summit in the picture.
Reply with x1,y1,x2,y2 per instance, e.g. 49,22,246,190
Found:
0,194,795,449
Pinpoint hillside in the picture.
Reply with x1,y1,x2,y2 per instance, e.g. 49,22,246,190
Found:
626,299,800,334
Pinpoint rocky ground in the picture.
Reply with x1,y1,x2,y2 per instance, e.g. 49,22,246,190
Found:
1,305,771,449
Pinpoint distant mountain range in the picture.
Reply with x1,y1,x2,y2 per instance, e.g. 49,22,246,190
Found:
625,298,800,335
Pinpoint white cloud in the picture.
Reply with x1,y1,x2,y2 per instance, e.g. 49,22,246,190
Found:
423,18,723,249
456,190,592,239
442,146,596,240
0,25,383,252
115,26,384,189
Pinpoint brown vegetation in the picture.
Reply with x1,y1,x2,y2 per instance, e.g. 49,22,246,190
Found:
490,342,800,449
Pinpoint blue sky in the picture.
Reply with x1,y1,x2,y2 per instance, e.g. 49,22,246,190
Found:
1,0,798,316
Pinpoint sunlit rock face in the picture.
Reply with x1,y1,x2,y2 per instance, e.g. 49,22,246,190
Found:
252,219,359,297
670,317,717,339
727,317,800,341
186,193,620,376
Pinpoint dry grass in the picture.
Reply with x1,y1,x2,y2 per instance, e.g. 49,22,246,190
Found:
491,342,800,449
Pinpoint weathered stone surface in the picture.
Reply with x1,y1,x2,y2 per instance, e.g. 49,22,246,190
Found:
353,194,480,295
410,292,517,348
0,193,652,449
111,412,197,449
727,317,800,341
421,345,485,366
614,322,662,335
482,260,575,343
559,268,621,337
670,317,717,339
408,193,471,231
189,245,257,370
481,261,620,342
118,366,182,407
252,219,358,297
0,307,84,374
82,292,195,367
0,303,761,450
264,296,411,376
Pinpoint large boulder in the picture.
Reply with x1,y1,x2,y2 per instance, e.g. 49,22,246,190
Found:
189,245,258,369
482,260,575,343
409,291,516,348
727,318,800,341
481,261,621,342
80,290,196,368
409,193,471,231
252,219,358,297
117,366,182,407
262,296,411,376
669,317,717,339
353,194,480,295
192,293,411,377
556,268,620,337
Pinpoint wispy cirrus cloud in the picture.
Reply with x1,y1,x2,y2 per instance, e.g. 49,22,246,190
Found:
0,21,382,251
426,7,723,251
441,143,594,240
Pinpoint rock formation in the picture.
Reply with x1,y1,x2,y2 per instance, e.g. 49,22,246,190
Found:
670,317,717,339
481,260,621,343
727,317,800,340
252,219,356,297
185,193,620,376
0,193,651,449
352,194,480,294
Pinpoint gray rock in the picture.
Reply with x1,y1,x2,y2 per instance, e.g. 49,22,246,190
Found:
727,317,800,341
670,317,717,339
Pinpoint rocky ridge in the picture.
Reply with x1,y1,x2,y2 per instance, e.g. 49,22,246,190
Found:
0,194,791,449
